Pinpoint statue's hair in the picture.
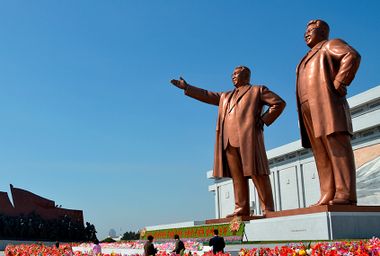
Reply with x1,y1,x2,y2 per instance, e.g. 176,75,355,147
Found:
235,65,251,81
307,19,330,38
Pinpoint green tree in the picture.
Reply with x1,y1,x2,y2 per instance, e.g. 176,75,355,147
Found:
121,230,140,241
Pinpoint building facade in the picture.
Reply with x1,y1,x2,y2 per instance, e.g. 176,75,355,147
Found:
208,85,380,218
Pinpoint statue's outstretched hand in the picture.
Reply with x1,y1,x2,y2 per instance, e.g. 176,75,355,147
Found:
170,77,188,90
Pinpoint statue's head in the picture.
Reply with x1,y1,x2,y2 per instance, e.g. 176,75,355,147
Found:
232,66,251,87
305,19,330,48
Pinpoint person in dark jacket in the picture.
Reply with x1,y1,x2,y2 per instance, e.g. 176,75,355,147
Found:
209,229,225,254
172,234,185,254
144,235,158,256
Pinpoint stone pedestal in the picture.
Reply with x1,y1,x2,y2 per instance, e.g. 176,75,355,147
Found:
245,205,380,241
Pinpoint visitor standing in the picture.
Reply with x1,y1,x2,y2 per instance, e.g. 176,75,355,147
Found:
144,235,158,256
92,239,102,255
209,229,225,254
172,234,185,255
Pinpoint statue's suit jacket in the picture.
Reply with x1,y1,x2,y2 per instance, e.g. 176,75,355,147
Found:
185,84,285,178
296,39,361,148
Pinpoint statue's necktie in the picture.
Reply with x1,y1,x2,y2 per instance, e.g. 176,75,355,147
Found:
229,89,239,112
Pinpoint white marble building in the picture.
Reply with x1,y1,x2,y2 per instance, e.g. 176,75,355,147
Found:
208,85,380,218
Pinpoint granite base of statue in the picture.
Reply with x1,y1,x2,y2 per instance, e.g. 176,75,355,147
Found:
240,205,380,241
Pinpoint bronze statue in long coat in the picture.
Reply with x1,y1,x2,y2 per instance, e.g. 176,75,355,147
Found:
171,66,285,216
296,20,361,205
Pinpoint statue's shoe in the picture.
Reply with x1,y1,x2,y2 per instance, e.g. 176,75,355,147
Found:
310,200,330,207
310,193,334,207
226,211,250,218
328,198,357,205
262,209,274,217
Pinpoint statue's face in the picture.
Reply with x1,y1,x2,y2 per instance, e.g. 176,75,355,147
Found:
232,68,247,87
304,24,325,48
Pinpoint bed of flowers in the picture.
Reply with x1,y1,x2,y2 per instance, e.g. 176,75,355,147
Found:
140,218,244,244
74,240,205,252
237,237,380,256
5,243,75,256
4,237,380,256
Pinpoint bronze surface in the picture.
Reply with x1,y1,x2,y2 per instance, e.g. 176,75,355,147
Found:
296,20,361,206
171,66,285,217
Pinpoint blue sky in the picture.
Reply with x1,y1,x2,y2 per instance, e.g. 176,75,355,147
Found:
0,1,379,239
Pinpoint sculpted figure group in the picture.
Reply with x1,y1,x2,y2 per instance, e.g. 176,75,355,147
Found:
171,19,361,217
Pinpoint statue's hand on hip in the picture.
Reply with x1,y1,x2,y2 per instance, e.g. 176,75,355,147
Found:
333,80,347,96
257,118,264,131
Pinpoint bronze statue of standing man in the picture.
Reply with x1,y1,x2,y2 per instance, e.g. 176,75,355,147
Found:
296,20,361,206
171,66,286,216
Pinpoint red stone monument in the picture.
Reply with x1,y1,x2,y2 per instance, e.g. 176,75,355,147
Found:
0,184,83,224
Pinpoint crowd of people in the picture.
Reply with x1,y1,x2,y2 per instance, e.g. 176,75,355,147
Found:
0,213,97,242
144,229,225,256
